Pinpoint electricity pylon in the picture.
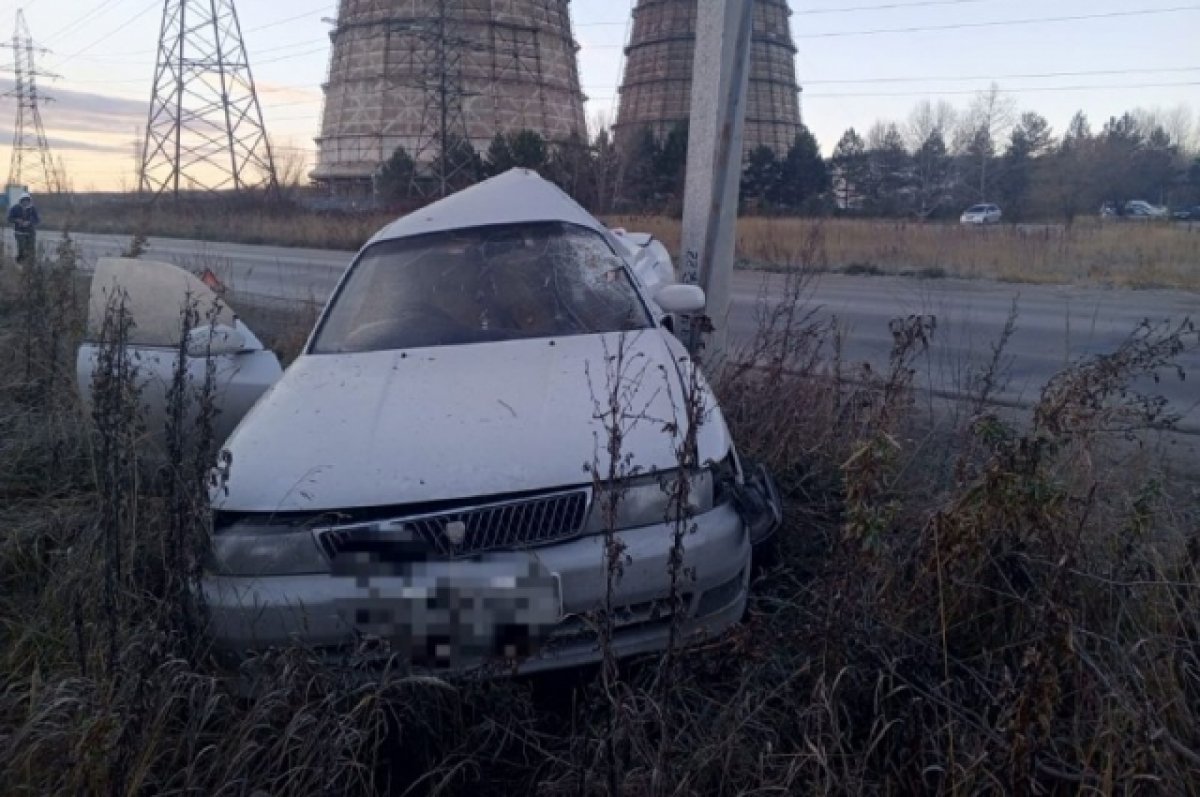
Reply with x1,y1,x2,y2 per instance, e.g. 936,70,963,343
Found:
404,0,475,198
140,0,278,199
2,10,64,193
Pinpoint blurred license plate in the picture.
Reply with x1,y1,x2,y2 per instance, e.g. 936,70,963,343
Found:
334,559,562,667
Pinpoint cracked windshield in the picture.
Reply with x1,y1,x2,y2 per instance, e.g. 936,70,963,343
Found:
313,222,651,352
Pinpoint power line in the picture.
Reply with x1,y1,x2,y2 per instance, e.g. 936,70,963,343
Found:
43,0,125,43
266,114,323,123
796,5,1200,39
604,0,635,127
64,41,331,68
46,0,334,65
59,76,148,86
797,0,990,14
254,45,329,66
803,80,1200,98
243,4,335,33
246,10,635,36
803,66,1200,85
260,97,322,109
50,0,162,69
55,53,154,63
252,38,332,56
259,83,323,94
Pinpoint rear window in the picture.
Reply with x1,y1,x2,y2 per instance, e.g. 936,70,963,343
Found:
967,205,988,213
311,222,652,353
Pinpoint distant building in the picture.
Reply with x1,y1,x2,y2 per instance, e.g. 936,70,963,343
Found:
614,0,803,156
312,0,587,194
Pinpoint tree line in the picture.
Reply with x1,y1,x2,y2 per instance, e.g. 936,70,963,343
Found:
829,91,1198,223
375,123,829,217
373,90,1200,222
374,129,614,213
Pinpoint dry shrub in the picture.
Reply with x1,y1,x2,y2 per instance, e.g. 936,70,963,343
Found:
709,232,1200,792
45,192,1200,290
606,214,1200,291
49,193,388,252
0,235,90,496
0,251,409,795
1,230,1198,795
232,292,324,366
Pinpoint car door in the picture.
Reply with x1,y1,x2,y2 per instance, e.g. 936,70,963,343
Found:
76,257,283,450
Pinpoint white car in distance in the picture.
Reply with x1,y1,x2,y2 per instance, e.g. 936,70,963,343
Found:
77,169,781,675
960,204,1002,225
1123,200,1168,219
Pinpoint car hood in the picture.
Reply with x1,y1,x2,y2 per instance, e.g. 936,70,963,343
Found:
216,331,729,512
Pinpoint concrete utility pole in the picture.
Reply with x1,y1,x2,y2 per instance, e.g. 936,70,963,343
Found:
679,0,754,359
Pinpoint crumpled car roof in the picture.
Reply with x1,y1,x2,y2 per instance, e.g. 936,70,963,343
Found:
369,169,610,245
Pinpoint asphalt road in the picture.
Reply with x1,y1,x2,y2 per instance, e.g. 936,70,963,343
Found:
59,230,1200,428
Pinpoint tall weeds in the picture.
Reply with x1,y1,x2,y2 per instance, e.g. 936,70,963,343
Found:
88,287,143,675
0,234,1197,794
609,215,1200,291
0,253,401,794
45,192,1200,290
161,294,222,646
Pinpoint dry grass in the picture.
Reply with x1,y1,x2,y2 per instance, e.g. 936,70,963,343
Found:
44,195,1200,290
607,215,1200,291
44,194,389,252
232,292,323,365
1,233,1198,794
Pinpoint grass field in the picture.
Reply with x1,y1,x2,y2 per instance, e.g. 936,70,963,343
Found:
609,215,1200,290
2,239,1198,794
43,195,1200,291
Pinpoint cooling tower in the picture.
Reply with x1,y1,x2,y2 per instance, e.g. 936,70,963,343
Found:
615,0,802,156
312,0,587,189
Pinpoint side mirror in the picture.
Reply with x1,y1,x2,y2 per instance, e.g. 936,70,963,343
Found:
654,283,706,315
187,324,246,357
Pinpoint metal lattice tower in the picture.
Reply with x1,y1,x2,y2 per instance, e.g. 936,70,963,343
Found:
615,0,802,157
408,1,474,197
140,0,278,198
312,0,587,196
3,11,63,193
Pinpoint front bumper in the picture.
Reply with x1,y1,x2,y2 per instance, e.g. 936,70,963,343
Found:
203,502,751,674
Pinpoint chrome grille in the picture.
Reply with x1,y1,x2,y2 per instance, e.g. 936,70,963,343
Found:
318,489,590,560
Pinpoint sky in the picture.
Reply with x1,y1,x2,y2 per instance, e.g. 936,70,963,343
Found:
0,0,1196,191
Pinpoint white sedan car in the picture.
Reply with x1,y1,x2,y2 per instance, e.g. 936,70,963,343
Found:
1124,200,1168,219
78,170,779,673
960,204,1002,225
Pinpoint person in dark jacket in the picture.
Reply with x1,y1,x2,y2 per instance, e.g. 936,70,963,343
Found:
8,192,40,264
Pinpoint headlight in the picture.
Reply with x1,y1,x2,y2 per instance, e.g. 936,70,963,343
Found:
585,469,714,533
207,516,330,576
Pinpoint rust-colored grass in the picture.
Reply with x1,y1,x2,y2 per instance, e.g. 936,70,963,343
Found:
3,241,1200,794
44,194,1200,291
606,215,1200,291
45,195,390,252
